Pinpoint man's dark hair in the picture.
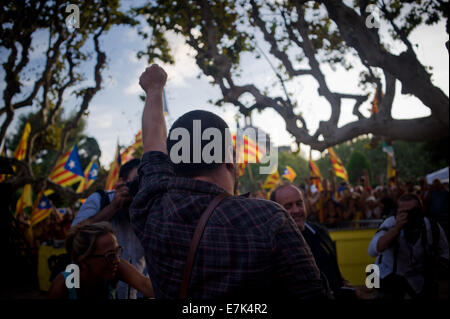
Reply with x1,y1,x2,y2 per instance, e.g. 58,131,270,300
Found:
119,159,140,179
398,193,424,212
167,110,230,178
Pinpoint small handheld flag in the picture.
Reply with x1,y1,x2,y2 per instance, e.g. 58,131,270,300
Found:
13,122,31,161
327,147,348,181
263,168,280,190
31,192,53,226
282,166,297,182
76,159,99,193
48,146,84,187
15,184,33,217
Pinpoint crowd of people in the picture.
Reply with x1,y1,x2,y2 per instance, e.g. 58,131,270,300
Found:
39,64,448,300
251,169,449,235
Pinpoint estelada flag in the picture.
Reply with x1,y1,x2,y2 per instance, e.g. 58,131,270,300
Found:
15,184,33,217
121,130,142,164
31,192,53,226
282,165,297,182
13,122,31,161
263,168,280,190
76,159,99,193
327,147,348,181
308,159,323,192
105,143,121,191
48,146,84,187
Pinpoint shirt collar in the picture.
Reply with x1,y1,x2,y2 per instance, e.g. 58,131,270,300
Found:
168,176,227,195
304,222,316,234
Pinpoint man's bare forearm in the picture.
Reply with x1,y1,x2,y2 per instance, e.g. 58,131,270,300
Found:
376,226,401,253
142,91,167,154
139,64,168,154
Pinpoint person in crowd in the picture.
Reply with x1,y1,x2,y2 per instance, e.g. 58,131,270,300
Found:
368,193,448,299
249,189,267,199
424,179,449,239
339,185,364,221
71,159,147,299
270,182,356,299
129,64,328,299
364,196,382,219
48,222,154,299
304,177,321,224
375,186,397,219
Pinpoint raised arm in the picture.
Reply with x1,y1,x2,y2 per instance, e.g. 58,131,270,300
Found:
139,64,168,154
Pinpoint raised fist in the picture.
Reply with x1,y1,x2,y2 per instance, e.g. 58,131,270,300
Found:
139,64,167,94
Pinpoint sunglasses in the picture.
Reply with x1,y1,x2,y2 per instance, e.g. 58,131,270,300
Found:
89,246,123,264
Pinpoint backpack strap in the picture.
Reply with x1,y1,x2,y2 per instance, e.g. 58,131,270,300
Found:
429,218,440,255
179,192,231,299
96,189,111,211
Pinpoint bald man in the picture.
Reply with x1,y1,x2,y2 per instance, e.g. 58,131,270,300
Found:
271,183,355,299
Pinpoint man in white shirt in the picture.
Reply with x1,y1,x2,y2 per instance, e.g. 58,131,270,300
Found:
368,193,448,299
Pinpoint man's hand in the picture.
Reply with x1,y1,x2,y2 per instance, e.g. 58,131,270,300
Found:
139,64,167,95
394,211,408,230
110,183,132,210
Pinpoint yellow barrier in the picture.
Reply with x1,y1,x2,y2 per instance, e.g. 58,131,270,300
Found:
329,228,377,286
38,245,67,291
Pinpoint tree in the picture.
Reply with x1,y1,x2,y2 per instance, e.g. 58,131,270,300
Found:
0,0,135,203
315,136,446,185
136,0,448,151
346,150,371,185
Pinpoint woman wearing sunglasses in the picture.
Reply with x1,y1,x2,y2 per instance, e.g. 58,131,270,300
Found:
48,222,154,299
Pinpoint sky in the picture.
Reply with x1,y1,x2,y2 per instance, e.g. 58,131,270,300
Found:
1,4,448,170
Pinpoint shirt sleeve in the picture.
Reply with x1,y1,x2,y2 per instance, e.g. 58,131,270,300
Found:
368,217,395,257
437,223,449,260
270,211,328,299
129,151,175,241
71,192,102,227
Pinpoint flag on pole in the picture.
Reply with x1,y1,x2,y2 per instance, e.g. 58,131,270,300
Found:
263,168,280,190
382,141,396,182
105,143,121,191
282,165,297,182
163,89,169,116
234,122,248,177
48,146,84,187
31,192,53,226
328,147,348,181
13,122,31,161
0,141,7,182
15,184,33,217
237,163,246,178
233,134,264,164
387,154,396,180
121,130,143,164
309,159,324,192
76,159,99,193
370,88,384,115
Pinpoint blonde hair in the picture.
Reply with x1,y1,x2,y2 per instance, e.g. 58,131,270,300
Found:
65,222,115,263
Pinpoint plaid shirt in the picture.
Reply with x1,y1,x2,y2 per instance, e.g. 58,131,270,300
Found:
130,151,326,299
